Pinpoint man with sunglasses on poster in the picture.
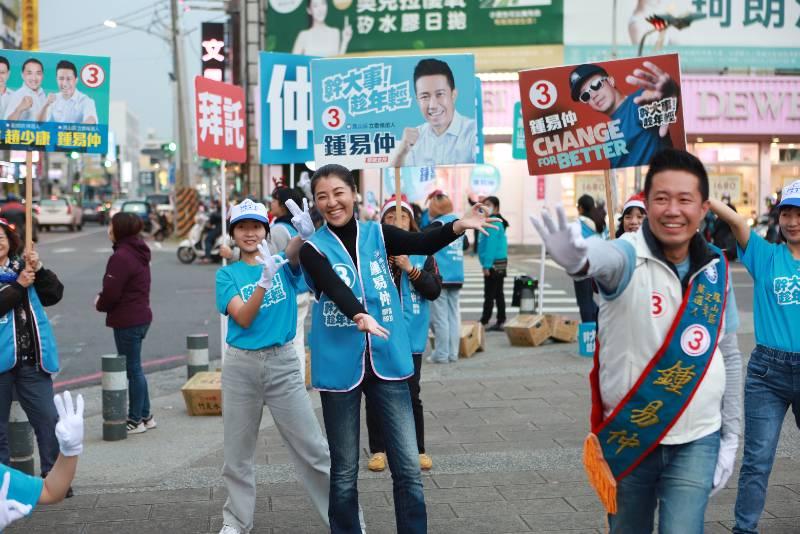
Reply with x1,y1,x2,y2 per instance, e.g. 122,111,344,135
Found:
569,60,678,169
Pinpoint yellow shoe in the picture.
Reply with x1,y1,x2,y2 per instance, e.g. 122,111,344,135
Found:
368,452,386,472
419,453,432,471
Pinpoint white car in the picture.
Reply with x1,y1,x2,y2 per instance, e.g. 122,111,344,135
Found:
107,199,127,221
37,197,83,232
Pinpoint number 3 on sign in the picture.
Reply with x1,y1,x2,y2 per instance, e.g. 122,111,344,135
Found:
528,80,557,110
80,63,106,89
324,106,345,130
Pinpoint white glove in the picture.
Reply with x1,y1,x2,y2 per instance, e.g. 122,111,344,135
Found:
710,433,738,497
285,198,315,240
54,390,84,457
255,239,288,290
0,472,32,528
529,206,589,275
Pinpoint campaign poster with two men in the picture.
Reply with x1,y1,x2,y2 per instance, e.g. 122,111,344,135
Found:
0,49,110,154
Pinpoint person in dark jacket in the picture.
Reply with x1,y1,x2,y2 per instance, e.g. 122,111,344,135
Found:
0,218,64,480
477,196,509,331
365,196,442,474
711,194,738,260
95,213,154,434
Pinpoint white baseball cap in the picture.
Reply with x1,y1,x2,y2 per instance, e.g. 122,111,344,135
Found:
778,180,800,209
229,199,269,225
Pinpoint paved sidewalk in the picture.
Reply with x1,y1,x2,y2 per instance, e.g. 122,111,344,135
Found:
8,329,800,533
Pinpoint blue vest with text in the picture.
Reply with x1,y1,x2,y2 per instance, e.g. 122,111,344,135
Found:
400,255,431,354
0,287,59,374
305,221,413,391
432,214,464,283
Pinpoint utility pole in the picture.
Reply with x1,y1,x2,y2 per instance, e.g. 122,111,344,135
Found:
170,0,191,188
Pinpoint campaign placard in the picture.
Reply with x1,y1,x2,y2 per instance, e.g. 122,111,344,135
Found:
311,53,476,170
0,49,110,154
518,54,685,175
194,76,247,163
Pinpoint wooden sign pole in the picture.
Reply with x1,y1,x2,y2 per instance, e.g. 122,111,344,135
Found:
394,166,401,222
603,169,616,240
24,152,34,254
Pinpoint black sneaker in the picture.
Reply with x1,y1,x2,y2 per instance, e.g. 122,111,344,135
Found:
127,419,147,434
487,322,505,332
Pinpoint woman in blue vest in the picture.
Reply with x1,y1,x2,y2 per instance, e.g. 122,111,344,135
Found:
300,164,496,534
0,218,63,483
215,200,332,534
425,190,467,363
365,195,441,474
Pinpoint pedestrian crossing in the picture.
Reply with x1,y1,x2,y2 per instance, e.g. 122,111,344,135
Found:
459,266,579,315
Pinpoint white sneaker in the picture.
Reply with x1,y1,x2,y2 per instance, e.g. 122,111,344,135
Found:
143,415,157,429
126,420,147,434
219,525,242,534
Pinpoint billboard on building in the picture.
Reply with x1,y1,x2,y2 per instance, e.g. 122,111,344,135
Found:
0,49,110,154
311,53,477,170
564,0,800,70
518,53,685,175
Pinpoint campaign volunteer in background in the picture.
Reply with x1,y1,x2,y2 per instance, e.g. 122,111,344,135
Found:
615,192,647,238
366,195,441,474
569,61,677,169
573,194,605,324
425,190,467,364
477,196,509,332
390,58,477,168
215,199,334,534
0,391,83,530
531,149,743,533
300,164,496,533
707,180,800,534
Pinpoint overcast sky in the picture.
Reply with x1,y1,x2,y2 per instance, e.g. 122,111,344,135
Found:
40,0,224,143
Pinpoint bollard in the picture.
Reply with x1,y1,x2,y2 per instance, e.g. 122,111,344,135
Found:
187,334,209,379
102,353,128,441
9,392,35,475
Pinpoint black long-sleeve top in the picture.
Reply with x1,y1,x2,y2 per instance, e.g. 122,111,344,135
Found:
388,255,441,301
300,216,459,319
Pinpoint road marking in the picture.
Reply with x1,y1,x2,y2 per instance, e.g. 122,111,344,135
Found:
461,306,579,313
37,226,107,245
94,247,113,253
52,247,76,254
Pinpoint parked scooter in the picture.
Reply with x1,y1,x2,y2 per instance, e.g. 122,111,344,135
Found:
177,212,223,264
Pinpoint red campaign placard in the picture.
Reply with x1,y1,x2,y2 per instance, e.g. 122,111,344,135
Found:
517,54,685,176
194,76,247,163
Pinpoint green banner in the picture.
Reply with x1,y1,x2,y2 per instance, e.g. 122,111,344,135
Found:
266,0,563,56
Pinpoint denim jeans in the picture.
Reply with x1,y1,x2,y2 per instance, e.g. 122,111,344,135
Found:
320,362,426,534
573,278,598,323
608,430,720,534
113,324,151,423
733,346,800,534
0,365,60,475
429,287,460,363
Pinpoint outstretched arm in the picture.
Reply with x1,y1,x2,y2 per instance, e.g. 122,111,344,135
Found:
708,199,750,249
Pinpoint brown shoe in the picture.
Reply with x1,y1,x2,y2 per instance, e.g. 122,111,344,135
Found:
419,453,432,471
368,452,386,472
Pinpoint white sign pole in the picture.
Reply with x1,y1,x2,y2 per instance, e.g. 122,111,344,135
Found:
538,242,546,315
289,163,295,189
219,160,228,363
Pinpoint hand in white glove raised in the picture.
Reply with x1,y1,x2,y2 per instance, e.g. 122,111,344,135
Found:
0,472,32,529
710,433,738,497
529,205,589,275
285,198,315,240
255,239,288,290
54,390,84,457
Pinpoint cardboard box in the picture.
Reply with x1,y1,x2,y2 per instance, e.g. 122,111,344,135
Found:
504,314,550,347
181,371,222,416
458,322,481,358
547,314,579,343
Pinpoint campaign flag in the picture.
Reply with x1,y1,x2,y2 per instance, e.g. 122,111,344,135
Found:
512,102,526,160
311,53,477,170
194,76,247,163
0,49,110,154
259,52,316,164
518,53,685,175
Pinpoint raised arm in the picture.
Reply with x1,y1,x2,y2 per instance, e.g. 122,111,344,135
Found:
708,199,750,249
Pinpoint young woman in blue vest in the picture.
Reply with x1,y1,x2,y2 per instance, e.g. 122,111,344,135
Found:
425,191,467,363
365,195,442,474
300,164,496,533
708,179,800,534
215,199,333,534
0,219,64,483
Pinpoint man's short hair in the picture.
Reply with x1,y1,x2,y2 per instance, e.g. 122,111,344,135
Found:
22,58,43,73
0,57,9,71
644,148,709,201
413,59,455,92
56,60,78,77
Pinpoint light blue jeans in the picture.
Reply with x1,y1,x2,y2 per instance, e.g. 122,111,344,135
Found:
429,286,460,363
733,345,800,534
608,430,720,534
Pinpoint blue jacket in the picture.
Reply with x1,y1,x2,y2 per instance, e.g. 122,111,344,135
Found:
477,218,508,269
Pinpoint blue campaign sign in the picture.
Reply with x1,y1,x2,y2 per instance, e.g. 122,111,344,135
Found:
381,166,437,204
512,101,526,160
311,53,477,170
259,52,317,164
475,76,485,165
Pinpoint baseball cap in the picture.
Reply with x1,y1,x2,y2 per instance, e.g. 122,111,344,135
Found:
569,64,609,102
778,180,800,209
229,199,269,225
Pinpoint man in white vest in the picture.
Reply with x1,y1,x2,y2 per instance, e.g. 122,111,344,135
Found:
531,148,743,533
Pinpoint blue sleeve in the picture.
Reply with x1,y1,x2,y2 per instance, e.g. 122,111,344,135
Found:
215,268,238,315
724,280,739,333
597,239,637,300
738,230,775,281
0,464,42,510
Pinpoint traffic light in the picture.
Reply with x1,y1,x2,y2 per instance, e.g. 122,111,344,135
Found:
161,141,177,153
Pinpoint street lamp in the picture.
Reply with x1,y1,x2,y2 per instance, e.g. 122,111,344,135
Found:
637,12,705,56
